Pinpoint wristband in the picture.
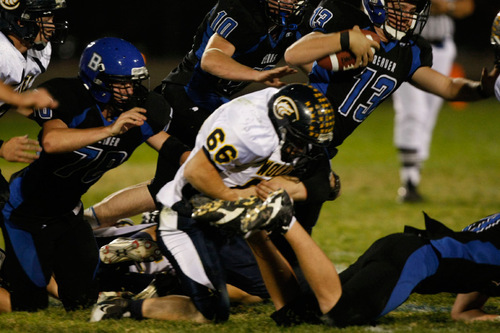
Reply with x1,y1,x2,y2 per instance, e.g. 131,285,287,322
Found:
340,31,350,51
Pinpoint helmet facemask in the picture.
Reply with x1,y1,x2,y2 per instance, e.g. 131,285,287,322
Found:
0,0,68,49
363,0,429,42
98,70,150,117
264,0,309,27
21,14,68,50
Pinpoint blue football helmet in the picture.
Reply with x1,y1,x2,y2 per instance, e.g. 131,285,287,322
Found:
262,0,309,27
362,0,429,41
268,84,335,164
79,37,150,112
0,0,68,49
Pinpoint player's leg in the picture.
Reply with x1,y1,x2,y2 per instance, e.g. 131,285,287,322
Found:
91,209,231,323
393,83,428,202
86,135,190,229
324,233,437,326
219,234,269,301
85,181,155,229
155,211,231,322
418,39,456,164
0,217,50,311
53,213,100,311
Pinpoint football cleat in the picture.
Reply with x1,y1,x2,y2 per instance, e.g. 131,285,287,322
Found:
89,295,131,322
397,181,423,203
240,189,294,234
99,237,163,264
192,196,262,234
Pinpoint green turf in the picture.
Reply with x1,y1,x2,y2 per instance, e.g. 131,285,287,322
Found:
0,97,499,332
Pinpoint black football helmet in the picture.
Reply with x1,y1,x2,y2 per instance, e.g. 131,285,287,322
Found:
0,0,67,49
492,11,500,65
268,84,335,164
262,0,310,27
362,0,430,42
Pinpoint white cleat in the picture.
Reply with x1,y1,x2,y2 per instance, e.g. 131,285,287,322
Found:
99,237,162,264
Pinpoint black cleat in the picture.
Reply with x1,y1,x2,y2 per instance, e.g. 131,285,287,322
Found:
397,181,423,203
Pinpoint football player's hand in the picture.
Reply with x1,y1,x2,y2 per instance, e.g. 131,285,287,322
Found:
479,66,500,98
18,89,59,109
256,176,306,201
348,26,380,68
255,65,298,87
108,107,147,136
0,135,41,163
233,186,258,199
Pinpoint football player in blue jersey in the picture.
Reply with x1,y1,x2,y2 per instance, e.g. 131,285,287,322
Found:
286,0,497,152
83,0,317,231
0,37,183,312
156,0,315,148
255,208,500,327
275,0,500,237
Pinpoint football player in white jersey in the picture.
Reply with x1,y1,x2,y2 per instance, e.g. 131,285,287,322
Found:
391,0,474,202
0,0,67,202
90,83,339,323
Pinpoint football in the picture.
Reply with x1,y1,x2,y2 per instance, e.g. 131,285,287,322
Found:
317,29,380,72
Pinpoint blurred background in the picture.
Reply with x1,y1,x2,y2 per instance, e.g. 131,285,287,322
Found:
49,0,500,85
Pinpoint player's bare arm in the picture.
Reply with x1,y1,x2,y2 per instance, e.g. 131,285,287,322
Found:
451,292,499,321
285,27,379,72
430,0,474,19
184,149,242,201
146,131,170,151
410,66,500,101
0,135,41,163
41,108,146,153
201,33,296,85
0,83,58,113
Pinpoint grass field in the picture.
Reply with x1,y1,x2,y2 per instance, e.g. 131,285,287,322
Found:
0,96,499,332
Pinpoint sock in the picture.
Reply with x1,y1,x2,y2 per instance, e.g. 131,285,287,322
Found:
129,299,145,320
398,148,421,186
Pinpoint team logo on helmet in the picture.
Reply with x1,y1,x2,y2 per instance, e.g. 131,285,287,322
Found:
492,12,500,46
1,0,20,10
273,96,300,121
